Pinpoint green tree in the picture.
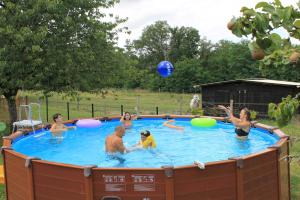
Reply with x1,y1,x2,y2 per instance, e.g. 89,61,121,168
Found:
169,26,200,63
133,21,171,67
207,40,261,82
0,0,123,125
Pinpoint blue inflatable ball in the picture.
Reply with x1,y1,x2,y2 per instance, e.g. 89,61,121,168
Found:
157,61,174,78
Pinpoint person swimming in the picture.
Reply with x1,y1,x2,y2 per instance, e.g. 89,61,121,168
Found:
105,126,130,154
163,119,184,131
139,130,156,149
218,105,251,139
120,112,137,129
50,113,76,137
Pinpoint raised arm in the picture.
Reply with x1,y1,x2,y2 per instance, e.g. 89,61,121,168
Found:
120,115,125,122
218,106,250,128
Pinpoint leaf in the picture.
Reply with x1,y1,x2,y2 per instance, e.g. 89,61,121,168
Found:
255,2,270,9
283,7,293,23
248,41,256,51
256,38,272,49
271,14,281,27
293,20,300,28
270,33,282,44
243,9,255,16
274,0,283,7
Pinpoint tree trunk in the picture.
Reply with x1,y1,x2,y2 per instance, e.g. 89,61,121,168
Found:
4,94,18,132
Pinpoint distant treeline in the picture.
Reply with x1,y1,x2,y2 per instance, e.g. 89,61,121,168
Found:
106,21,300,93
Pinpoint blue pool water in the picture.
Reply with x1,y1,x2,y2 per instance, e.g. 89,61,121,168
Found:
12,119,279,168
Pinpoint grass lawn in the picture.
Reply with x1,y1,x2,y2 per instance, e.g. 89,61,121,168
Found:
0,89,194,123
0,185,5,200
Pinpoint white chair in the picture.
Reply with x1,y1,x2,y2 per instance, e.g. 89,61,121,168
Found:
13,103,42,133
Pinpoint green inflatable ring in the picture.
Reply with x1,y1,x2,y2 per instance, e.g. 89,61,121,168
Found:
191,118,216,127
0,122,6,132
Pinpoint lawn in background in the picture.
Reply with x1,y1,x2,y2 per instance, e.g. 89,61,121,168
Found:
1,89,194,123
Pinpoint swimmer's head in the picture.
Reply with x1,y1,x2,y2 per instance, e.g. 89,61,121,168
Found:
53,113,62,122
124,112,131,120
115,126,125,137
140,130,151,140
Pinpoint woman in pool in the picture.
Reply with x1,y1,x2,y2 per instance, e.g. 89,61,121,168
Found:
50,113,76,137
218,105,251,139
120,112,137,129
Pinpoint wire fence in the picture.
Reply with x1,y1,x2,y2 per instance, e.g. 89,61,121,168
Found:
1,98,272,125
0,94,193,123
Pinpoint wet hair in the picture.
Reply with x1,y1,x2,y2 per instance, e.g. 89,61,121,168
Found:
53,113,61,122
141,130,151,137
124,112,131,120
242,108,251,121
115,126,125,132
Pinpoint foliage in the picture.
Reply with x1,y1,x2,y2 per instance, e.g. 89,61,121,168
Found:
259,49,300,81
133,21,171,67
207,40,261,82
191,108,204,116
230,0,300,69
128,20,261,92
249,110,258,120
0,0,124,124
169,26,201,63
268,95,299,127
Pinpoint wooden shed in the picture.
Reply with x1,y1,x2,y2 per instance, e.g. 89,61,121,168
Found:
200,79,300,116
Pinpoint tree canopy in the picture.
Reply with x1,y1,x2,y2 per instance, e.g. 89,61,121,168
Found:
0,0,124,124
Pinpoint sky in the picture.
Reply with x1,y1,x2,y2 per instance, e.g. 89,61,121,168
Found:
107,0,298,47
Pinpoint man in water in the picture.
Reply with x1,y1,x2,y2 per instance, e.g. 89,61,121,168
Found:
105,126,129,154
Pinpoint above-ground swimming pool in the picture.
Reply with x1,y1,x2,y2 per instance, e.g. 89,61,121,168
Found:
12,118,279,168
2,115,290,200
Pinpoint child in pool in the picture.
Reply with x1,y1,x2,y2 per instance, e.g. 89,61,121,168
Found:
50,113,76,137
120,112,137,129
128,130,157,151
139,130,156,148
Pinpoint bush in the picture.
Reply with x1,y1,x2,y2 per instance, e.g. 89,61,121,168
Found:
250,110,258,120
191,108,204,116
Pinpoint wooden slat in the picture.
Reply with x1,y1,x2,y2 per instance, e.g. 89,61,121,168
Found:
4,151,30,200
174,162,236,200
32,161,86,200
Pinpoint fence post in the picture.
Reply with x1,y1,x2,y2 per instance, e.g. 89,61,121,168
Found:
92,104,94,118
25,95,28,105
136,96,140,116
67,102,70,120
156,107,159,115
179,97,183,115
46,96,49,122
121,105,123,116
230,99,234,114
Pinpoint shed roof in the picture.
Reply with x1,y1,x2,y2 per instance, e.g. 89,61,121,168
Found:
200,79,300,88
